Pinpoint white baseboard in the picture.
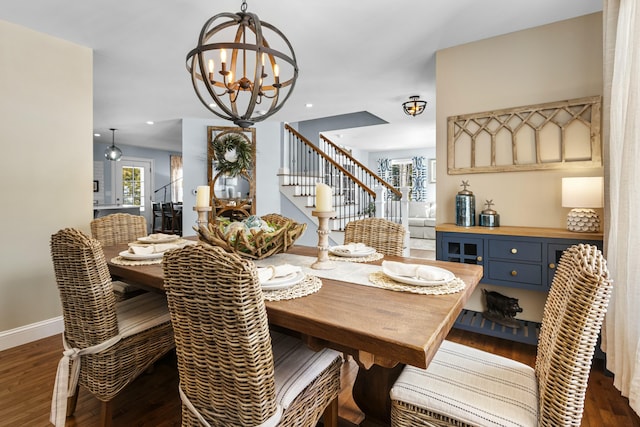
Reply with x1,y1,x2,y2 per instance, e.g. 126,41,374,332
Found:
0,316,63,352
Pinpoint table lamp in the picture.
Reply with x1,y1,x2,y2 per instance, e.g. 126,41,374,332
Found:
561,177,603,232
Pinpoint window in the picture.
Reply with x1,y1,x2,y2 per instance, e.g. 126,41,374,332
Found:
122,166,145,208
391,159,413,189
170,155,183,203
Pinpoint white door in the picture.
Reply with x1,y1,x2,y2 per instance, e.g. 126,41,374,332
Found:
113,157,154,233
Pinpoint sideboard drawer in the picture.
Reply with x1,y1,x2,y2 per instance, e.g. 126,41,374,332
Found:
488,260,543,287
488,239,542,262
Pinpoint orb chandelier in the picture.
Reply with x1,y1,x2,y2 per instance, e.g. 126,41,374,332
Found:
402,95,427,117
104,128,122,161
186,0,298,128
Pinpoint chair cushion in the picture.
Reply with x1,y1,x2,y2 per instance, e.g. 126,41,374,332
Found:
408,218,427,227
271,331,342,410
116,292,171,337
409,202,429,218
391,340,538,427
408,218,436,228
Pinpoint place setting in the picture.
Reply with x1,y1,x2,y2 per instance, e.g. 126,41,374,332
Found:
327,242,384,263
256,264,322,301
368,260,466,295
111,233,196,265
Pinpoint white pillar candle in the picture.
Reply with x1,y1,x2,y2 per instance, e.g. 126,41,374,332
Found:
315,183,332,212
195,185,210,207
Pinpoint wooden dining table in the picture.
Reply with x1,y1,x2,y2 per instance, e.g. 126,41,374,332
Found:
103,242,483,426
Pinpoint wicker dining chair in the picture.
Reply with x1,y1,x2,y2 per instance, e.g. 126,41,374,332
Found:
49,228,174,427
344,217,406,256
91,213,148,299
390,244,613,427
163,243,343,427
90,213,148,246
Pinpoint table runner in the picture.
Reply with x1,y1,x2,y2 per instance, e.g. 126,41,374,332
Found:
254,253,465,295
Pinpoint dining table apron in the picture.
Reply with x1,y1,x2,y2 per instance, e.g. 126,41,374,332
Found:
104,243,483,426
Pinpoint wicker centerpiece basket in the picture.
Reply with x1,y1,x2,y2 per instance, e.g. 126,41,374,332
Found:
195,213,307,260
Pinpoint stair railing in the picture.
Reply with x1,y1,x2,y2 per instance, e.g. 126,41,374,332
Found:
283,124,404,230
319,134,403,221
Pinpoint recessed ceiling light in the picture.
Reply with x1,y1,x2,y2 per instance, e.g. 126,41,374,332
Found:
305,103,313,108
94,133,101,137
208,103,217,108
146,121,154,125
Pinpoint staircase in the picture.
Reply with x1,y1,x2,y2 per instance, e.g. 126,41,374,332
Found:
280,124,409,246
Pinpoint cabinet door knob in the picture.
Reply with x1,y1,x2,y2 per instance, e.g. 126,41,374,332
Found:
477,256,483,262
511,248,518,254
511,270,518,276
549,263,556,269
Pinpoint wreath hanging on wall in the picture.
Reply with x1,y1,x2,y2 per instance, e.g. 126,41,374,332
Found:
212,132,253,177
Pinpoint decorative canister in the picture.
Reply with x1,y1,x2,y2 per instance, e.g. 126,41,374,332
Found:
455,180,476,227
479,200,500,227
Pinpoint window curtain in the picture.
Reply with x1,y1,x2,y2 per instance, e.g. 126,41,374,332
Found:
170,155,183,203
602,0,640,416
377,158,391,182
412,156,427,201
377,158,394,200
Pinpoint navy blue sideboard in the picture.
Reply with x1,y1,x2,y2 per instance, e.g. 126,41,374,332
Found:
436,224,603,345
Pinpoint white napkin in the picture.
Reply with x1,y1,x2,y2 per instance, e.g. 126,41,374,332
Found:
144,233,174,240
129,243,180,255
382,260,449,281
257,264,302,283
333,242,368,254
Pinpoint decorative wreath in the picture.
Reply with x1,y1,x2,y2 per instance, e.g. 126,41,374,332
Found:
213,132,253,177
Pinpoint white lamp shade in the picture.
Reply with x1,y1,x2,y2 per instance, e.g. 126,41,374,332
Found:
561,177,603,208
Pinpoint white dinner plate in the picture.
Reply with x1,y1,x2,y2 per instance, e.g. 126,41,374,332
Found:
119,250,165,260
329,245,376,258
137,234,180,244
261,271,305,291
382,265,455,286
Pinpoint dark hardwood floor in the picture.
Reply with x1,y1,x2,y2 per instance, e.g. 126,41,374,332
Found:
1,329,638,427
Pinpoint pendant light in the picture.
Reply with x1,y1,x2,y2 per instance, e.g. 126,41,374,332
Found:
402,95,427,117
186,0,298,128
104,128,123,161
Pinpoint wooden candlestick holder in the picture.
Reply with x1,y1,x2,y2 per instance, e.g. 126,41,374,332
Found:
311,210,336,270
193,206,212,233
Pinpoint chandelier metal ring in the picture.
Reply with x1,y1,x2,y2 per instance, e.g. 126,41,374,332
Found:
186,4,298,128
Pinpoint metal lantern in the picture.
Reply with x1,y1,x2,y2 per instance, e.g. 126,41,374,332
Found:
186,1,298,128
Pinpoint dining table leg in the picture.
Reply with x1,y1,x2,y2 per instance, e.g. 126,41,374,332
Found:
352,363,404,426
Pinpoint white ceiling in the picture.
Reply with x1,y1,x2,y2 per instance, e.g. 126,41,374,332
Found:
1,0,602,152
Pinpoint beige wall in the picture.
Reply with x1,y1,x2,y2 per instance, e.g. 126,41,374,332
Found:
435,13,603,320
0,20,93,331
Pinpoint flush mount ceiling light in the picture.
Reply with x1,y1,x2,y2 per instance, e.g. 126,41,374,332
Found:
402,95,427,117
186,0,298,128
104,128,122,161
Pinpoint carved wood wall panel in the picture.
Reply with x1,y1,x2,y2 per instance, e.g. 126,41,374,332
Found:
447,96,602,174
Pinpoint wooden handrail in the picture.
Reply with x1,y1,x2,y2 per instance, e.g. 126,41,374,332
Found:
319,134,402,199
284,124,376,197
